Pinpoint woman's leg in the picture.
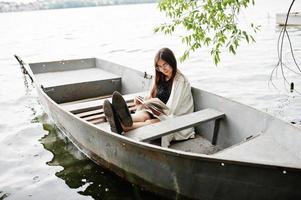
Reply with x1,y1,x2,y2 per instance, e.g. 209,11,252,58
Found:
123,118,160,132
131,110,152,122
121,109,159,132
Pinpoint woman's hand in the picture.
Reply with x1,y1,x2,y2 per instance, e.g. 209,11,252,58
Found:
134,96,143,105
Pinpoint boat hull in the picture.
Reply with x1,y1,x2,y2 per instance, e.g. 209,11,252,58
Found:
36,82,301,200
23,57,301,199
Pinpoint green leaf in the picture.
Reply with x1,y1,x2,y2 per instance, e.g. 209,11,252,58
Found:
229,45,236,54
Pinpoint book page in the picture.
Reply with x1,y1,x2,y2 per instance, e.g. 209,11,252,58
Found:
136,96,169,117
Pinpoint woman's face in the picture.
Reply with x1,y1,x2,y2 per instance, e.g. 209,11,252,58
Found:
156,59,173,78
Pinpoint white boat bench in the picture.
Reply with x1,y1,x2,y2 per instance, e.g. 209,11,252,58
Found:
126,108,225,146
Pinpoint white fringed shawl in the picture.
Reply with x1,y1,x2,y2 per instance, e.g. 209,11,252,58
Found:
157,70,195,147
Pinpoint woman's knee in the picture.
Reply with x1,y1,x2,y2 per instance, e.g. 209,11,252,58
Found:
145,119,159,124
145,119,152,124
132,111,151,122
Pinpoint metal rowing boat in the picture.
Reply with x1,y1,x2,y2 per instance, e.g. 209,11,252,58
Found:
17,57,301,199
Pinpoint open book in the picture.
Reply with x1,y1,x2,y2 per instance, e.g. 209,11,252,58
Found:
136,96,169,117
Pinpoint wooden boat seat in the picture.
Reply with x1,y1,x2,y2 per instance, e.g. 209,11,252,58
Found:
126,108,225,146
35,67,122,103
61,92,147,113
60,92,147,124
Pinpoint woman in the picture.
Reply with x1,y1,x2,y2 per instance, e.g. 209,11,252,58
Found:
104,47,195,147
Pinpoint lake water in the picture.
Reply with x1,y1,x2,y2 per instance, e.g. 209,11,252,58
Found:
0,1,301,199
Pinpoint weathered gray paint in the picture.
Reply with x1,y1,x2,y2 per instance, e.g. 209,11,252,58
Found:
30,58,96,74
24,57,301,199
43,79,121,103
95,58,152,94
192,88,272,148
126,108,225,142
34,67,122,103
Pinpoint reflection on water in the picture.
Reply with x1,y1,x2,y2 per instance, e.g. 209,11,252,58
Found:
40,123,164,200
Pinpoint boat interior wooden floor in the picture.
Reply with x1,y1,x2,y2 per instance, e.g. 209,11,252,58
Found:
60,93,222,155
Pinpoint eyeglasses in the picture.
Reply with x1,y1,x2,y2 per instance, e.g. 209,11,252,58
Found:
155,63,170,71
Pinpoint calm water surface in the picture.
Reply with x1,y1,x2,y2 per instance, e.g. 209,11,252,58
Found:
0,1,301,199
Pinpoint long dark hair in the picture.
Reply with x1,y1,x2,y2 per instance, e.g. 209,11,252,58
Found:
151,48,177,98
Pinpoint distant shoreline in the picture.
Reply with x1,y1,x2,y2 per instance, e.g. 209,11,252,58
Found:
0,0,157,13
